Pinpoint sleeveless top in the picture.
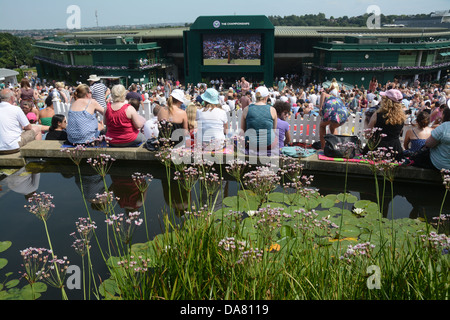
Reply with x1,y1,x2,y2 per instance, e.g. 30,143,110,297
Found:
374,112,404,158
105,103,138,145
67,100,100,144
20,88,34,101
20,88,35,108
40,117,52,126
408,129,426,153
245,104,275,148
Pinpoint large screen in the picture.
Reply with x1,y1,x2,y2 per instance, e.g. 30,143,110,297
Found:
202,34,262,66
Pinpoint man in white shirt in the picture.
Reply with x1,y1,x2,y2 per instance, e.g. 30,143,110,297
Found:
0,89,41,154
309,91,318,106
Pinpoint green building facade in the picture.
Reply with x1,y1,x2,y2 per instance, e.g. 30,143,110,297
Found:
33,18,450,89
34,37,168,87
312,32,450,88
183,15,275,86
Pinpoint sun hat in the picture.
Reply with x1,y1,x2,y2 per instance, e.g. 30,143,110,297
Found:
87,75,101,82
201,88,220,105
380,89,403,103
170,89,185,103
255,86,270,98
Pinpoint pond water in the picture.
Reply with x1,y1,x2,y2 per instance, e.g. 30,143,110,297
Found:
0,159,447,300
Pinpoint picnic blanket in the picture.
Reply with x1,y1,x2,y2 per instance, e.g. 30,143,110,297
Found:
317,151,369,163
282,146,317,158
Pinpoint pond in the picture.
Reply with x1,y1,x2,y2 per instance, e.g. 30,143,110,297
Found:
0,159,448,300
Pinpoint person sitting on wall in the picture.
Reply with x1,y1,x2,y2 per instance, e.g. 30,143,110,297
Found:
403,111,433,157
45,114,68,141
104,84,146,147
273,100,291,149
240,86,278,155
157,89,189,147
0,88,42,155
412,107,450,171
39,94,55,127
66,84,105,145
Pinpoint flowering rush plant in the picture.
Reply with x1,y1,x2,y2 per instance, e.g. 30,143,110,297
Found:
19,247,70,288
25,192,55,221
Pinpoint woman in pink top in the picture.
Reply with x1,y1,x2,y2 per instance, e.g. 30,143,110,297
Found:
105,84,146,147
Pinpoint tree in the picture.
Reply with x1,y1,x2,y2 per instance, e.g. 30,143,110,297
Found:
0,33,37,69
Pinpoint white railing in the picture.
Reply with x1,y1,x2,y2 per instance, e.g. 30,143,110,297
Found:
53,97,412,145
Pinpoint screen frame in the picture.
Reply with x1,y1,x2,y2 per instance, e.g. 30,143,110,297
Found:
201,32,265,67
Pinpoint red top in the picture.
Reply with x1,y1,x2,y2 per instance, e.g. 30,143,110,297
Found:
105,103,138,144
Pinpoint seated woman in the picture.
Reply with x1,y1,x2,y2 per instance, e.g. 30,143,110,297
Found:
45,114,68,141
66,84,105,145
104,84,146,147
39,95,55,127
196,88,228,150
157,88,188,147
240,86,278,155
20,100,40,123
403,111,433,156
318,88,349,149
364,89,406,159
273,100,291,149
185,102,199,148
412,107,450,170
430,103,446,127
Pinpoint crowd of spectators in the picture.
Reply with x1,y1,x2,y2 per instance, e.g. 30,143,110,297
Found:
1,74,449,170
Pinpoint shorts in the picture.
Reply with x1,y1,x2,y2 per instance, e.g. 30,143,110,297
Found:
18,129,37,148
321,96,349,124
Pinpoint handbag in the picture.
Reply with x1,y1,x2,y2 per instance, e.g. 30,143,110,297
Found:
323,134,360,159
143,138,160,151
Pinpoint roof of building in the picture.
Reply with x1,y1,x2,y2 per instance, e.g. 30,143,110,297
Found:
0,68,19,79
62,26,450,40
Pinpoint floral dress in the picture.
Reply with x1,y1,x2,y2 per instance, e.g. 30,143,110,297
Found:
321,95,349,124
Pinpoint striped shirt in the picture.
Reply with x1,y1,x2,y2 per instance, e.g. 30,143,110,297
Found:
90,82,108,108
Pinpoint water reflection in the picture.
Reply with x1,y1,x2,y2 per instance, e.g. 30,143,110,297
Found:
5,167,40,199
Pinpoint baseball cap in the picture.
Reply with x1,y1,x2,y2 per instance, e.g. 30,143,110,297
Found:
380,89,403,103
255,86,270,98
27,112,37,122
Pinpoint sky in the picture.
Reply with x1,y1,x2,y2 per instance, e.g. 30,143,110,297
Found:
0,0,449,30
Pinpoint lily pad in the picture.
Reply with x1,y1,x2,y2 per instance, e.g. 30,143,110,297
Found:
320,195,337,209
268,192,286,203
0,241,12,253
336,193,358,203
5,279,19,289
338,226,361,238
0,258,7,270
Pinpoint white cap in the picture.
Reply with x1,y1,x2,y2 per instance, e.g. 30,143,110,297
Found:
255,86,270,98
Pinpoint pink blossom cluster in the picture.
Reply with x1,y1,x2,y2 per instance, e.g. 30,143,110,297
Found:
132,172,153,193
24,192,55,221
339,242,376,263
116,255,152,273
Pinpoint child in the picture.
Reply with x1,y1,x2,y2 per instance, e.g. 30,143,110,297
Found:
273,100,291,149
